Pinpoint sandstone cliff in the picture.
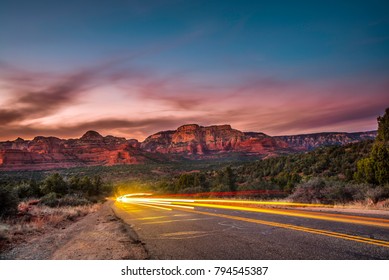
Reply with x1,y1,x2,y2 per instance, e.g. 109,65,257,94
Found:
0,131,144,170
274,131,377,151
141,124,288,155
0,125,377,171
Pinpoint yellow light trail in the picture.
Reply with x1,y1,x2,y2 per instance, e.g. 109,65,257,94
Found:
136,202,172,211
283,208,389,224
193,199,328,208
172,202,389,228
142,217,213,225
178,208,389,248
136,216,168,220
116,196,389,248
116,196,389,228
136,201,195,210
117,196,322,207
195,200,389,224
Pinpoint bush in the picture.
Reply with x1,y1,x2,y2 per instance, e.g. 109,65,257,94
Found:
14,180,42,199
57,195,90,207
366,186,389,204
0,184,19,216
40,192,59,207
289,178,387,205
355,108,389,185
289,178,328,203
40,173,68,195
40,193,92,207
289,178,354,204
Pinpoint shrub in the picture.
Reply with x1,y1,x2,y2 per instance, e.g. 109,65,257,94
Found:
366,186,389,204
14,180,42,199
40,192,59,207
288,178,327,203
57,195,90,207
289,178,387,205
40,173,68,195
355,108,389,185
0,184,19,217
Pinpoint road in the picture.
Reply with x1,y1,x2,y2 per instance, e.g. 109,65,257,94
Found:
112,197,389,259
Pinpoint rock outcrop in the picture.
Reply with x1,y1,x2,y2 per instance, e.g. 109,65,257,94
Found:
0,131,145,170
274,131,377,151
141,124,288,155
0,124,377,171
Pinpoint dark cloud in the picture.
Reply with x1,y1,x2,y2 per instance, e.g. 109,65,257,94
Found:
0,69,93,125
0,109,26,124
134,73,232,111
0,117,192,141
134,73,303,112
1,54,387,141
0,58,149,126
64,118,187,136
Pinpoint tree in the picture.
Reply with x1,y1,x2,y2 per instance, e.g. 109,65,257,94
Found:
214,166,236,192
40,173,68,195
356,108,389,185
377,108,389,142
0,184,19,216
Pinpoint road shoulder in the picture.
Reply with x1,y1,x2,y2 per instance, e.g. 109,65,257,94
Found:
1,201,148,260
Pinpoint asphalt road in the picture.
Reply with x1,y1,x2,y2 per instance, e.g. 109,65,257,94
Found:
112,199,389,259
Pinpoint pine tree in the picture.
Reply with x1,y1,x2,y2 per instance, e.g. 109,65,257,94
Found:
355,108,389,185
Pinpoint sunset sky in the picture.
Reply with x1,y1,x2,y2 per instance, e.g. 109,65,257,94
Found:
0,0,388,141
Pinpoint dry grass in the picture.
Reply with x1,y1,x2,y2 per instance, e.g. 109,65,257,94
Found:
332,198,389,210
0,201,102,251
377,199,389,209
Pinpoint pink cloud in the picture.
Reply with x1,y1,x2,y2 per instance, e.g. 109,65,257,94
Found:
0,59,387,141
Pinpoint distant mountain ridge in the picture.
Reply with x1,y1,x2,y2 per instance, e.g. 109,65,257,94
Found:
274,131,377,151
141,124,287,155
0,124,377,171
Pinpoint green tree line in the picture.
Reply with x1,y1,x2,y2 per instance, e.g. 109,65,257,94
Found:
0,173,112,216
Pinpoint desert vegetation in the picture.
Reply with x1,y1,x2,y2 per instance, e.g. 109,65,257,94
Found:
1,109,388,227
146,109,389,207
0,201,100,253
0,173,111,218
0,173,108,253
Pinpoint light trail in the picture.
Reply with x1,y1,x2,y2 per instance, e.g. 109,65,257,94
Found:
177,208,389,248
145,202,194,210
135,202,172,211
283,208,389,224
136,216,168,220
134,200,195,210
116,195,389,228
194,199,327,207
173,202,389,228
142,217,213,225
116,195,389,249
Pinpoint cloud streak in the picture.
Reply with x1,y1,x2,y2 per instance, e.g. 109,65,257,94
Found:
0,69,92,125
0,57,388,141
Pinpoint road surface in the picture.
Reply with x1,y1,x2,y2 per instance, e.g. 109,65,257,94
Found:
112,198,389,259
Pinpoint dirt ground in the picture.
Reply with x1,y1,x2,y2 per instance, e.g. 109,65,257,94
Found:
0,201,148,260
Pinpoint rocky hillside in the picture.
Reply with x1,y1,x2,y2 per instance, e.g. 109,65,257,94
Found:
274,131,377,151
0,131,145,170
0,124,377,171
141,124,288,155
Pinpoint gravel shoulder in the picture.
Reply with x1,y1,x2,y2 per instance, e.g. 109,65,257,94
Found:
0,200,148,260
292,206,389,217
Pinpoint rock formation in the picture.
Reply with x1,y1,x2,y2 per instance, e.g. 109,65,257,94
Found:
0,125,377,171
274,131,377,151
141,124,288,155
0,131,144,170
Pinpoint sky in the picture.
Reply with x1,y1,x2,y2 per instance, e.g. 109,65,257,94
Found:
0,0,388,141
